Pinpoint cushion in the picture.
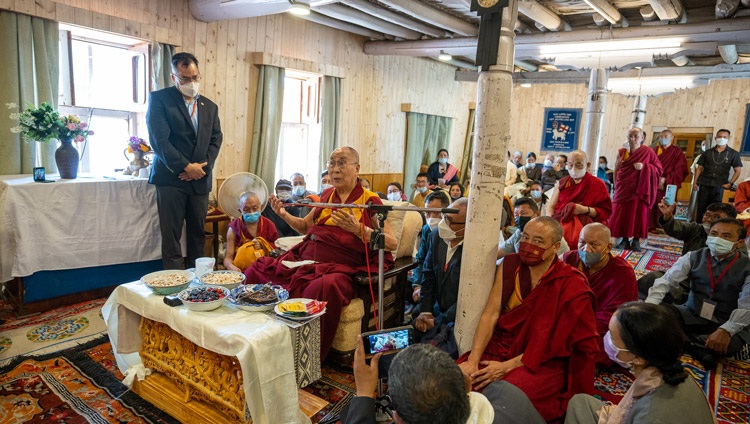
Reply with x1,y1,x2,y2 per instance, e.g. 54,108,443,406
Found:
381,200,423,259
332,298,365,352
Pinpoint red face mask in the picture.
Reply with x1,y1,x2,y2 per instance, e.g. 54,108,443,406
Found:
518,241,548,266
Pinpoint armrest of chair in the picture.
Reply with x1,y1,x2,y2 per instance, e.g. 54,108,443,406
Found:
353,257,419,285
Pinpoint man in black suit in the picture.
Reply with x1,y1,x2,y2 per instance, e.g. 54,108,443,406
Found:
146,52,223,269
412,198,467,355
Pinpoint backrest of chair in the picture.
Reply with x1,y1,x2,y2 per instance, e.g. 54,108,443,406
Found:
382,200,423,259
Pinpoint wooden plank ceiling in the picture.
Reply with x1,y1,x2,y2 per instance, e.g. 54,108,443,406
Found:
190,0,750,93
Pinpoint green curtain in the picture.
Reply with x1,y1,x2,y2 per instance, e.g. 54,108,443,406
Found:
0,11,59,175
151,42,175,91
320,75,341,171
404,112,453,199
249,65,285,190
459,108,476,187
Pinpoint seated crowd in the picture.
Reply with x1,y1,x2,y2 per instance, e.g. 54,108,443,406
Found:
224,142,745,424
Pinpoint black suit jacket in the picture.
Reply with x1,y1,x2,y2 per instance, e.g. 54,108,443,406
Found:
419,230,463,326
146,86,223,194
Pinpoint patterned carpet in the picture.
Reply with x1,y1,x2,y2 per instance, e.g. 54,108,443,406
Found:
0,336,178,424
611,233,684,279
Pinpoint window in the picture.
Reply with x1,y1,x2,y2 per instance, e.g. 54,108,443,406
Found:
58,24,149,175
275,70,322,192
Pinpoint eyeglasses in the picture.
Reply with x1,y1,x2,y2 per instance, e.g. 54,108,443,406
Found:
442,215,466,226
173,73,202,84
326,159,358,169
703,212,723,221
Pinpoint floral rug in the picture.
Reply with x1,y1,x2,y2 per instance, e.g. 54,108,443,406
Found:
0,336,178,424
0,298,107,367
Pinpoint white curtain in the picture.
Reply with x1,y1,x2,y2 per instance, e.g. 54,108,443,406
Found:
404,112,453,199
151,42,176,91
320,75,341,170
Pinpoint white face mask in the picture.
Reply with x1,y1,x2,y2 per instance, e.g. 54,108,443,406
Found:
530,190,542,200
178,81,200,98
622,142,630,152
417,185,428,193
702,222,711,233
426,217,440,230
660,138,671,146
543,159,553,167
321,184,333,191
701,144,707,152
569,167,586,179
706,236,736,257
387,192,401,202
715,137,728,146
525,162,535,169
437,218,459,241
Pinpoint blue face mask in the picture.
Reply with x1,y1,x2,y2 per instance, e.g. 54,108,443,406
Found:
578,250,603,267
243,212,260,223
293,185,306,197
439,157,448,165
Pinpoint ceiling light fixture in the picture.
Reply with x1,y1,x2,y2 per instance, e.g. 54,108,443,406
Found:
438,51,452,61
288,1,310,16
520,83,532,88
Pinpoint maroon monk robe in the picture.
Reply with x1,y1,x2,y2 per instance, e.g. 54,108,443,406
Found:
228,215,279,249
244,184,393,361
649,144,689,229
609,146,663,239
552,173,612,249
458,255,599,422
562,250,638,366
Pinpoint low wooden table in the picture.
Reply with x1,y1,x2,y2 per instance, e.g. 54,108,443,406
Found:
102,281,323,423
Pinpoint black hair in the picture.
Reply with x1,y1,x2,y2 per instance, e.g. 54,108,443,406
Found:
526,152,537,160
706,202,738,219
557,154,568,162
321,170,328,177
514,196,539,213
171,52,199,71
388,344,470,424
717,129,731,136
437,149,449,158
388,182,403,192
709,217,747,240
616,302,687,386
416,172,429,179
598,156,608,164
425,190,450,207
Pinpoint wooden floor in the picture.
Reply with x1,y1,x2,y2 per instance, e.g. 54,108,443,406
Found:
133,372,328,424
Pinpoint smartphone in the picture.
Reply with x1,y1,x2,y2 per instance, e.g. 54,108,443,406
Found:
362,326,414,357
665,184,677,206
33,167,54,183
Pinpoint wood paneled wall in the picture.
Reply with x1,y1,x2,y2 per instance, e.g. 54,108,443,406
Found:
4,1,749,184
2,0,477,182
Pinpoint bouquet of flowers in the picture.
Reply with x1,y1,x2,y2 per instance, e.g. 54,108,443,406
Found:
127,136,151,154
7,102,93,143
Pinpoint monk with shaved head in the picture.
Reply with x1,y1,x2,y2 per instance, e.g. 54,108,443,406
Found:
563,222,638,366
547,150,612,249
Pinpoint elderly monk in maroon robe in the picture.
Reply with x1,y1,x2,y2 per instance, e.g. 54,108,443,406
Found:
562,223,638,366
458,217,599,422
610,127,664,252
244,147,397,360
649,129,689,230
547,150,612,249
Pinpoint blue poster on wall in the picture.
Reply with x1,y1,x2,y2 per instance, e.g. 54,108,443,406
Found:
541,108,582,152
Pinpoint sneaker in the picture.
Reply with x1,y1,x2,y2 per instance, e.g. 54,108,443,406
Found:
630,239,642,252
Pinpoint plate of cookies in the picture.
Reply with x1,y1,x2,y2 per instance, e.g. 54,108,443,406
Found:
228,283,289,312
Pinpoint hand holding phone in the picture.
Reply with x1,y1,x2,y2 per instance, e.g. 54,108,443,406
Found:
665,184,677,206
361,326,414,358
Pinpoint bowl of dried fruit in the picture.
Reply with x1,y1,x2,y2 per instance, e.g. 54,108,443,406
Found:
141,270,195,295
228,283,289,312
198,270,246,289
177,286,230,312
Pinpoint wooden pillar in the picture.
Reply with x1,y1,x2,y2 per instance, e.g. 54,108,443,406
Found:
631,95,647,129
581,68,608,163
454,0,517,355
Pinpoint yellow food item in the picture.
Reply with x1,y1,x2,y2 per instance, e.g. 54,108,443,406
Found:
279,302,307,313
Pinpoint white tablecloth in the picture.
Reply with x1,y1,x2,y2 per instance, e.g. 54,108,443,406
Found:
102,282,310,424
0,174,162,282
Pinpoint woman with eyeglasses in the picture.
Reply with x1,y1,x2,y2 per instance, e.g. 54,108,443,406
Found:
427,149,460,189
244,146,398,361
565,302,714,424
